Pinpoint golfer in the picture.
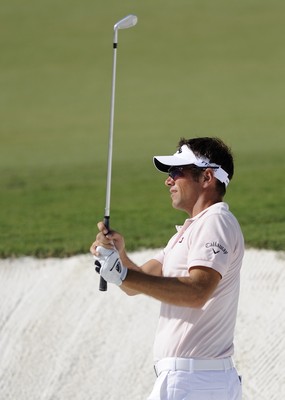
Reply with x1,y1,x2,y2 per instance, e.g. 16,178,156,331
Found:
91,137,244,400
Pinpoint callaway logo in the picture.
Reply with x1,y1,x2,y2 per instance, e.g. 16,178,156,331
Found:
206,242,228,255
110,259,122,273
212,249,220,255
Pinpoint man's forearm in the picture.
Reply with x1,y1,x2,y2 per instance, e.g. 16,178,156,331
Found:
122,266,221,308
122,270,202,308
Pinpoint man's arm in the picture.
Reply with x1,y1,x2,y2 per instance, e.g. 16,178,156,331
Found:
121,266,221,308
119,250,162,296
91,221,220,307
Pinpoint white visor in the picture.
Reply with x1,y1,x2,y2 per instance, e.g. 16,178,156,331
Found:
153,145,229,186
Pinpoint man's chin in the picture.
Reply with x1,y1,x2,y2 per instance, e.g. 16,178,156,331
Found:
171,201,182,211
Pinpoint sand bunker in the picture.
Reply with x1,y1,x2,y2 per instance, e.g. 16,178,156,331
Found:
0,249,284,399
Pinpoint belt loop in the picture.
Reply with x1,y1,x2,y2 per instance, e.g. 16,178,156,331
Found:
223,357,233,370
174,357,178,371
189,358,194,373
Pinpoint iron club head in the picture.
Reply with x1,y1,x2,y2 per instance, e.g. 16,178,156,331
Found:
113,15,138,43
114,14,138,31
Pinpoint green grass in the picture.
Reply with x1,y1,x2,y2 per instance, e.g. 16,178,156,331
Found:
0,0,284,256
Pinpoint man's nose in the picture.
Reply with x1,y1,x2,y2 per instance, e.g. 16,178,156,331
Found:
165,176,174,186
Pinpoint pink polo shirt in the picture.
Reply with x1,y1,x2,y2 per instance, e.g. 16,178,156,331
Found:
152,202,244,361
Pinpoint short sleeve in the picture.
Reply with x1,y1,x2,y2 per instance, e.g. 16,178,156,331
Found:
187,213,236,277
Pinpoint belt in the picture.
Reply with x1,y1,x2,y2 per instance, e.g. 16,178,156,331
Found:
154,357,234,377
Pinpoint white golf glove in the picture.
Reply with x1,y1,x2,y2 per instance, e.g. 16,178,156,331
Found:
94,246,127,286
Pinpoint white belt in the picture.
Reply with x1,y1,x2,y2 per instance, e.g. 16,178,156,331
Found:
154,357,234,377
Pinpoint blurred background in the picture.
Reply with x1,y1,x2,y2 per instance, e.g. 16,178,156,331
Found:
0,0,284,256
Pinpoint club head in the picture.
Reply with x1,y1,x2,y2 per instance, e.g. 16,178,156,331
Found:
114,15,138,31
113,14,137,44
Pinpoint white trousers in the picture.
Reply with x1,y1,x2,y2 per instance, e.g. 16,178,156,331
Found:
147,369,242,400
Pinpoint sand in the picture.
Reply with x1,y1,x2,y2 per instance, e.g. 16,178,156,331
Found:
0,248,284,400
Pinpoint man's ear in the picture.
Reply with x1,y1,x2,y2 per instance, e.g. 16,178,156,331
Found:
202,168,215,186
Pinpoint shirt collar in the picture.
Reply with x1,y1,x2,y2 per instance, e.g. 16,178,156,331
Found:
175,202,229,231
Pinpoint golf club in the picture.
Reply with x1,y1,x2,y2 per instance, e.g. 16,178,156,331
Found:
99,14,138,291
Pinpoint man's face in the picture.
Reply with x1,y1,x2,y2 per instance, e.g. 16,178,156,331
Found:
165,167,202,215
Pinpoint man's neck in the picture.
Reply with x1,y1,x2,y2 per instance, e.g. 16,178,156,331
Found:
190,197,223,218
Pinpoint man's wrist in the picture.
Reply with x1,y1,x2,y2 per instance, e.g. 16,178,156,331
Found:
119,250,131,266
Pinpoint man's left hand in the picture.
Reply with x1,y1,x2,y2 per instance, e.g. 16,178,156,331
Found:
94,246,127,286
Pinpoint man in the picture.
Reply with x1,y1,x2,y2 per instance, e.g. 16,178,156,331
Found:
90,137,244,400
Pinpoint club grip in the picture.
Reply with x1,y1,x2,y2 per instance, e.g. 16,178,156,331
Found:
99,216,110,291
99,276,108,291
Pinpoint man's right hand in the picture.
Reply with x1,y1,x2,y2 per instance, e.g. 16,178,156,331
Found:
90,221,126,257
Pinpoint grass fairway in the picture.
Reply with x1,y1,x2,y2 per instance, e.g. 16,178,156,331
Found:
0,0,284,256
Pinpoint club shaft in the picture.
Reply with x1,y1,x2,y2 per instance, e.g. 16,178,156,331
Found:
104,44,117,219
99,37,118,292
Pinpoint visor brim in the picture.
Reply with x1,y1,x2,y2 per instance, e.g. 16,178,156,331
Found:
153,156,191,173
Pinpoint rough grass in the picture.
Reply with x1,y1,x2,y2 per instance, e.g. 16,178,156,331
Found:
0,0,284,256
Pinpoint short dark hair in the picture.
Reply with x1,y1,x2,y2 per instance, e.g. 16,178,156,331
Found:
178,137,234,196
